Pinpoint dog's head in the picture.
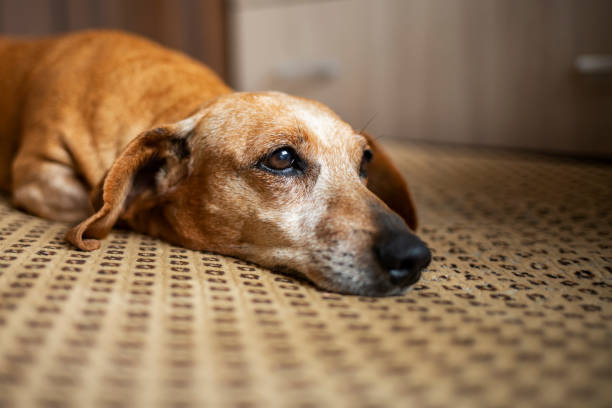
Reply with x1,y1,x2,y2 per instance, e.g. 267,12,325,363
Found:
67,92,430,296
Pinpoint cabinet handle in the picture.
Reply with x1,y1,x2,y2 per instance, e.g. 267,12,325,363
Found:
575,55,612,75
273,59,340,82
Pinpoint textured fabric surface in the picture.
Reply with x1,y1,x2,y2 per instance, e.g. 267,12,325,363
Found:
0,143,610,408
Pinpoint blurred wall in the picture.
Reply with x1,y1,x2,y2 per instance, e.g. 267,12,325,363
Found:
0,0,227,78
230,0,612,156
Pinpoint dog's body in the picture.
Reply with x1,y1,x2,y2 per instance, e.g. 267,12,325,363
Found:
0,30,430,296
1,31,230,219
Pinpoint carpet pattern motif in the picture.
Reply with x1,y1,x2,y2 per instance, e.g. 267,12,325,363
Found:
0,143,611,408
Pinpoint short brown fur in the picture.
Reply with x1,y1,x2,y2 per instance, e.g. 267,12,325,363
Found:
0,30,419,296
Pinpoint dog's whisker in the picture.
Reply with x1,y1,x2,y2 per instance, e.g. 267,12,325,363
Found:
358,112,378,135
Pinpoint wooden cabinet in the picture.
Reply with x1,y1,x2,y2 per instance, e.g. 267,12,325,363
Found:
229,0,612,156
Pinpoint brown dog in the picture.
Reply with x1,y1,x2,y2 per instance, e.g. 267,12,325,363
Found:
0,30,430,296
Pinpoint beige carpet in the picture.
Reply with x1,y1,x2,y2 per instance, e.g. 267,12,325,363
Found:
0,142,610,408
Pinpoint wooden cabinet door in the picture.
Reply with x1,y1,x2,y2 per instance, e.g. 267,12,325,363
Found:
230,0,612,156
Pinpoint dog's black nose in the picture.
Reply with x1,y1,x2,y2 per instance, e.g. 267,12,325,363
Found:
375,232,431,287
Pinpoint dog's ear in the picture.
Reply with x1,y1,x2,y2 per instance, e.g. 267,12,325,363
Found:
65,113,202,250
362,132,418,230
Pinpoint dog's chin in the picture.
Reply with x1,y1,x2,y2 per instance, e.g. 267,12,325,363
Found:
270,264,417,297
315,279,414,297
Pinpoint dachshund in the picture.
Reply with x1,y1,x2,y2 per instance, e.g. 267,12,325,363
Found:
0,30,430,296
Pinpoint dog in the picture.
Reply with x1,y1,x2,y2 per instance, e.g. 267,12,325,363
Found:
0,30,430,296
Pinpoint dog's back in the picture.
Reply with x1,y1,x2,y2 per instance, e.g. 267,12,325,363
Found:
0,36,51,190
0,30,230,190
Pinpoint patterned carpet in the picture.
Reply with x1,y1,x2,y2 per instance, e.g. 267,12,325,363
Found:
0,142,610,408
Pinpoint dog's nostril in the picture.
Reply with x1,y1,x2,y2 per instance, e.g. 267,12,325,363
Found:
375,232,431,287
389,268,415,285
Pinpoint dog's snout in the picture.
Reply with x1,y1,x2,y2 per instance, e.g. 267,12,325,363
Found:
374,232,431,287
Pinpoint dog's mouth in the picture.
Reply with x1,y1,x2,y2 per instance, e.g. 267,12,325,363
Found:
269,262,357,294
270,264,313,284
269,260,424,297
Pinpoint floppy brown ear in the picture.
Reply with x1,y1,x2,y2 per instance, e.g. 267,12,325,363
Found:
65,114,201,250
362,132,418,230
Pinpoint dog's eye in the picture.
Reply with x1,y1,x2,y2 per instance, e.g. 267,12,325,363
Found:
266,148,295,170
360,149,373,178
259,147,304,175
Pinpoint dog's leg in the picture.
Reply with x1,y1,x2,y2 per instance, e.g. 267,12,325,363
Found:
12,157,91,223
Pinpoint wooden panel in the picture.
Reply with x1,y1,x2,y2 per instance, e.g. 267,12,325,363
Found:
0,0,227,78
0,0,59,35
572,0,612,153
230,0,612,156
